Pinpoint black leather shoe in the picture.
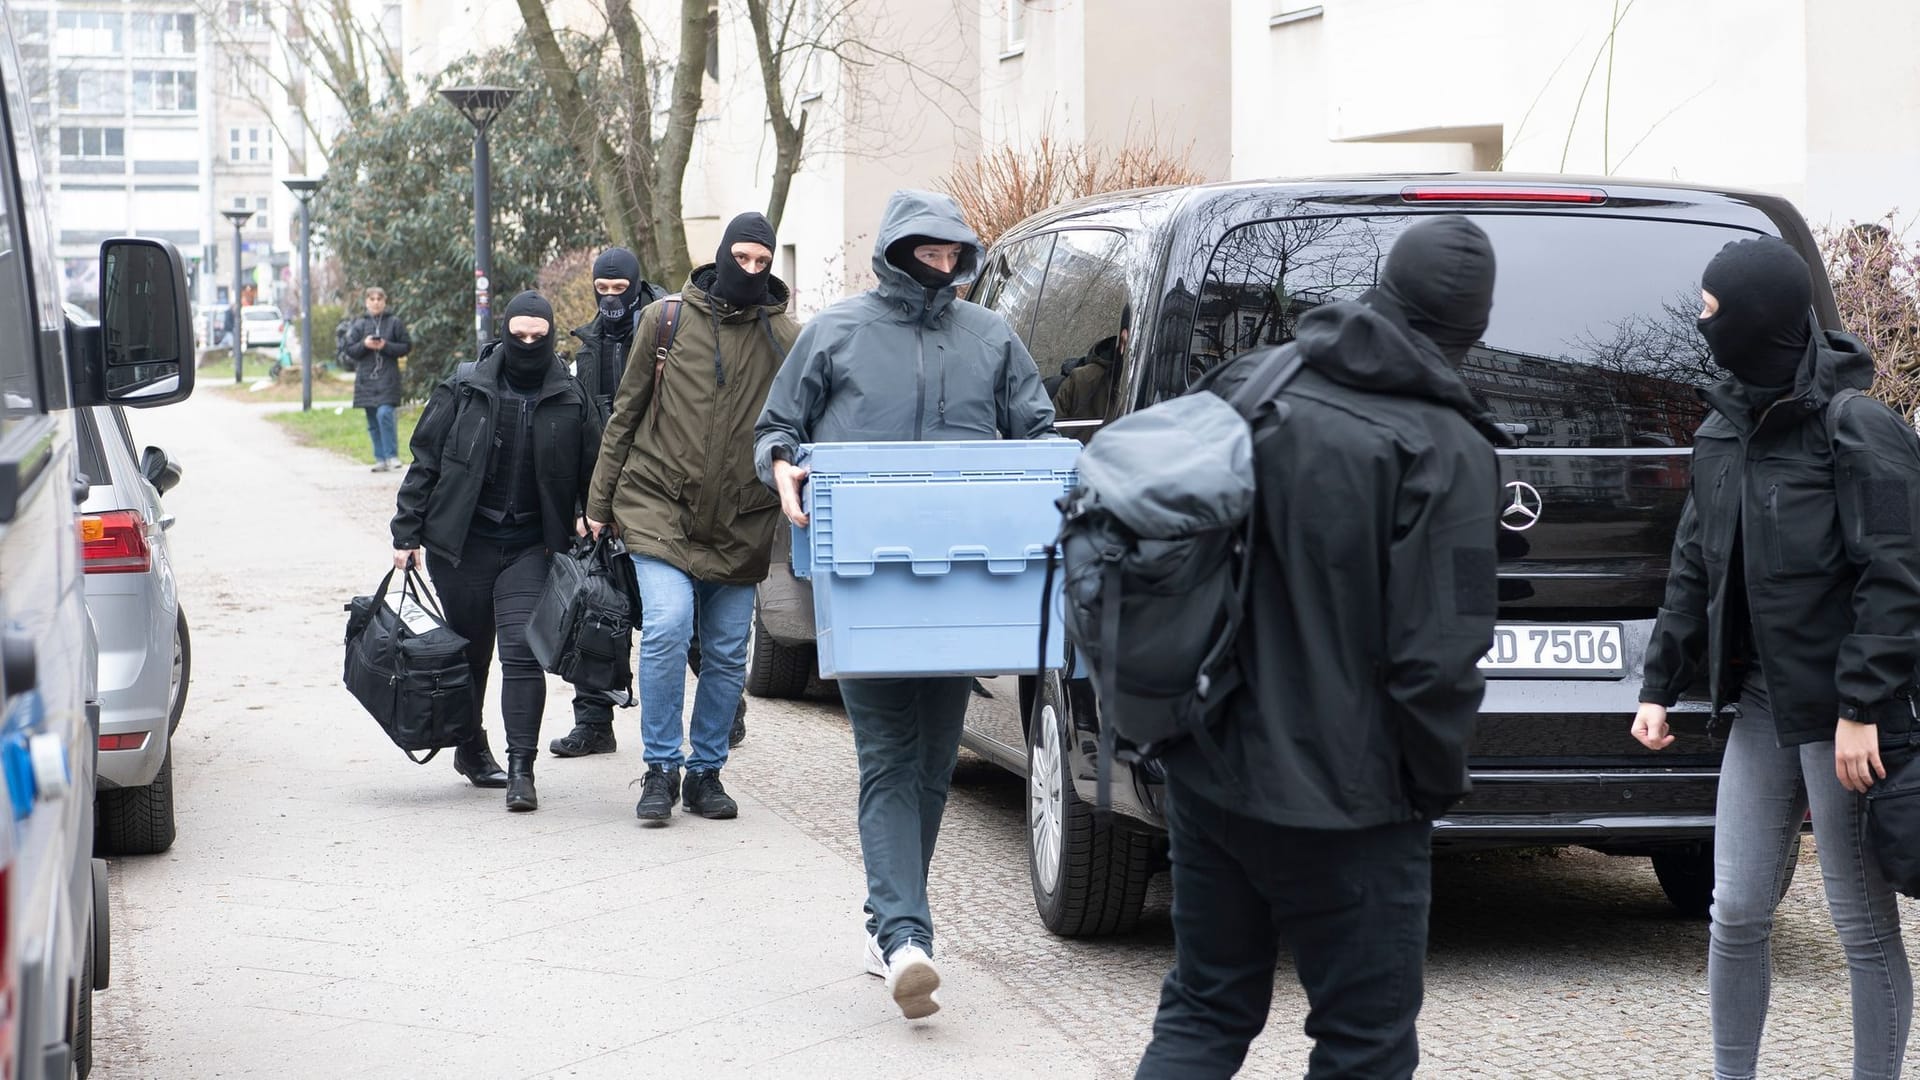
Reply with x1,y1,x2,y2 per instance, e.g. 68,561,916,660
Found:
634,764,680,824
729,699,747,748
683,769,738,820
505,751,538,812
549,722,617,757
453,732,508,788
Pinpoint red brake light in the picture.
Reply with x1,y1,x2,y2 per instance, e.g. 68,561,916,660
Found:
98,733,149,752
80,510,151,574
1401,185,1608,205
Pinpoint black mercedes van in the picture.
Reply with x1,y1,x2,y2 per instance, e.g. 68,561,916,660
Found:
752,174,1839,937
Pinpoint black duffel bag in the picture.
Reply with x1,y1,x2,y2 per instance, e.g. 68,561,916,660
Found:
344,566,478,763
1868,710,1920,898
527,533,637,695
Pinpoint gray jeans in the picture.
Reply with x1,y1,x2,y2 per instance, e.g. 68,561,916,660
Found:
840,677,972,961
1710,677,1912,1079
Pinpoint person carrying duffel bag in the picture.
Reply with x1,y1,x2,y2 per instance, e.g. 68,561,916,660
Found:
343,566,477,761
388,291,603,813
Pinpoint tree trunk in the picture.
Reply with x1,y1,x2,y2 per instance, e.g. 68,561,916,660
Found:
650,0,710,288
745,0,808,234
513,0,645,252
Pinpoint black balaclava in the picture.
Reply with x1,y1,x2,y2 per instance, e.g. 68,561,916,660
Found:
499,290,556,391
886,234,961,290
592,247,644,336
1698,236,1813,392
1365,215,1496,366
712,212,777,308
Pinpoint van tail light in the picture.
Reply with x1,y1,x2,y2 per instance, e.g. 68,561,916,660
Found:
80,510,151,574
1401,185,1608,205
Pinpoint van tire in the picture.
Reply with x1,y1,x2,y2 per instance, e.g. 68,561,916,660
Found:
73,933,93,1079
1026,672,1153,937
744,609,813,700
168,607,190,736
96,747,176,855
1652,835,1800,918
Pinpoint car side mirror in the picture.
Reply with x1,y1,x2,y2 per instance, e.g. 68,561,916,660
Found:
139,446,181,496
70,239,196,409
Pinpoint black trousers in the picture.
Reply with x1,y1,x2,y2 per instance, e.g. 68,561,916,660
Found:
1135,776,1432,1080
427,541,550,755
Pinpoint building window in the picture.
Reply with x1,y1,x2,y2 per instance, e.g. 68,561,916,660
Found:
227,126,272,163
131,13,196,55
57,70,126,114
56,11,123,55
17,11,48,41
798,0,823,97
59,127,125,160
229,60,267,98
227,1,264,29
1002,0,1026,53
704,4,720,80
133,70,196,112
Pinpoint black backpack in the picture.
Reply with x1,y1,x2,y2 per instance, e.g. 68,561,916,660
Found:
343,567,479,763
526,533,639,695
1044,345,1304,806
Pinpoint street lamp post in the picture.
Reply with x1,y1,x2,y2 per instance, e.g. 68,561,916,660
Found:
438,85,520,354
219,207,253,383
283,177,325,412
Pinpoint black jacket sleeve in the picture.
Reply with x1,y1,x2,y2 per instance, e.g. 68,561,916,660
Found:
381,316,412,359
390,380,456,550
1383,436,1499,818
340,315,371,365
1832,395,1920,717
1639,495,1711,707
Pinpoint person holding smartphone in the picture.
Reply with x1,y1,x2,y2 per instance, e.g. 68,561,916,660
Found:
341,287,413,472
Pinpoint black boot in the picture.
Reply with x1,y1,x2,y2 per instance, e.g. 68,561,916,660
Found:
505,750,538,812
634,764,680,824
453,731,508,788
549,722,616,757
683,769,739,820
729,699,748,748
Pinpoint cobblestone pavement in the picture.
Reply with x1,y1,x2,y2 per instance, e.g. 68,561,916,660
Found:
94,391,1918,1078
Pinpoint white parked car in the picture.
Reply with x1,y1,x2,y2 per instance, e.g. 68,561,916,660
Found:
240,304,284,348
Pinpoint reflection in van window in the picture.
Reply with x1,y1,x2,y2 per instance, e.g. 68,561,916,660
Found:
1192,213,1766,449
1027,229,1130,422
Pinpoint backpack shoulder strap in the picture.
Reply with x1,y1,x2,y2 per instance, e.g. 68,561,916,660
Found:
647,296,684,429
1225,343,1306,426
456,360,477,381
1825,387,1865,444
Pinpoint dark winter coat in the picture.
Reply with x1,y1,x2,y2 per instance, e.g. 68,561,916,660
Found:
1640,331,1920,742
341,311,412,408
754,189,1055,482
1161,298,1506,829
584,267,801,586
572,280,670,425
391,349,600,565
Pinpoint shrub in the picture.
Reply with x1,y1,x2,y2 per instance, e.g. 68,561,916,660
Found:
1818,215,1920,423
941,131,1206,250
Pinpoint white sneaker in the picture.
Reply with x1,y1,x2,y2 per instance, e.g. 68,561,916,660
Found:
863,933,887,978
884,943,941,1020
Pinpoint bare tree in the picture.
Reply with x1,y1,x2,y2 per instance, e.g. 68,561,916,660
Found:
196,0,406,169
942,130,1205,249
515,0,707,286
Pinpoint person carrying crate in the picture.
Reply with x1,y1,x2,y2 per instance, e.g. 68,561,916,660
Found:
754,189,1056,1021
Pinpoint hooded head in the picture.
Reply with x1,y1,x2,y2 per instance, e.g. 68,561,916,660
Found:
1363,216,1496,366
871,190,980,315
592,247,644,335
499,290,556,390
711,212,778,309
1698,236,1814,391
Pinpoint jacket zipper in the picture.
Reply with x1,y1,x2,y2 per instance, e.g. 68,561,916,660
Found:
912,328,927,440
1765,482,1781,571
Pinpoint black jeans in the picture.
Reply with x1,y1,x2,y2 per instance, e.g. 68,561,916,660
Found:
1136,776,1432,1080
427,541,550,755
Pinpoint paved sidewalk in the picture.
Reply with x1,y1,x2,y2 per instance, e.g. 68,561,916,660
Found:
94,392,1109,1080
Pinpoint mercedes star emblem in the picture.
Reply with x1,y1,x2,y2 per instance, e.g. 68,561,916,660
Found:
1501,480,1543,532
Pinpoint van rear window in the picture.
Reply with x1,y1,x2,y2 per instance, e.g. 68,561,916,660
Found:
1191,213,1769,448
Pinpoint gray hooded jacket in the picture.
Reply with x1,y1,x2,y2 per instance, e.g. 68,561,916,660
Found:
754,190,1054,484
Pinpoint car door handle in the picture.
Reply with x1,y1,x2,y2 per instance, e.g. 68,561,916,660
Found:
1,624,35,699
72,472,90,505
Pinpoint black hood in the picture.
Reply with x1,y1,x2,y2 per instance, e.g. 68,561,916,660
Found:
712,212,777,308
1291,298,1510,445
1698,236,1814,391
1364,215,1495,365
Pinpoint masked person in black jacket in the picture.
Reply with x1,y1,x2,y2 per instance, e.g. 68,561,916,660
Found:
551,247,752,758
390,291,601,813
1135,217,1505,1080
1633,237,1920,1080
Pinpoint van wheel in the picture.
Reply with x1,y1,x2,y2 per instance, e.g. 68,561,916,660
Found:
168,607,190,736
73,931,93,1079
96,747,177,855
1652,836,1801,918
744,608,813,700
1026,671,1153,937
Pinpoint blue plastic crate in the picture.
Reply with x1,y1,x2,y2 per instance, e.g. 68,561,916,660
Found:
791,439,1080,679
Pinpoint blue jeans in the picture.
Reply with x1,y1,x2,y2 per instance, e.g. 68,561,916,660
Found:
365,404,398,461
1709,674,1912,1080
840,677,972,960
629,555,754,772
